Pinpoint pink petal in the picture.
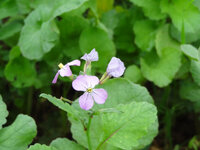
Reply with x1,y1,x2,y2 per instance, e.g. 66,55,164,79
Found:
92,88,108,104
106,57,125,77
59,65,72,77
67,59,81,66
81,48,98,62
52,71,60,84
88,48,98,61
72,75,99,91
79,92,94,110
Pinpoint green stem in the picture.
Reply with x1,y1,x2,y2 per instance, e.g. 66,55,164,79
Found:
86,115,92,150
60,97,72,103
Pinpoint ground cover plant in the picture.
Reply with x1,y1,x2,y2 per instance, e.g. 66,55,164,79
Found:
1,0,200,149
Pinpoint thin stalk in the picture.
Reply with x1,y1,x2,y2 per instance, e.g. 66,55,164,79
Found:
60,96,72,103
86,115,92,150
181,21,185,44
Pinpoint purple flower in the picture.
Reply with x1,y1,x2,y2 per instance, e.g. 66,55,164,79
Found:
72,75,108,110
106,57,125,78
81,48,98,62
52,60,81,84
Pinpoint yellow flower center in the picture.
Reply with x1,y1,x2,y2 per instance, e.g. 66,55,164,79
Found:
87,88,93,93
58,63,64,69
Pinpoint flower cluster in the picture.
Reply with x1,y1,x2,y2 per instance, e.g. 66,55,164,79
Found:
52,49,125,110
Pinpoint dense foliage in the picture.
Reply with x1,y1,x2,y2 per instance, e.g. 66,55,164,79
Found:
1,0,200,149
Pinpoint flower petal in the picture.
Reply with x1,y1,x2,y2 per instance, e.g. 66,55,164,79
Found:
88,48,98,61
72,75,99,91
59,65,72,77
52,71,60,84
79,92,94,110
92,88,108,104
67,60,81,66
81,48,98,62
106,57,125,77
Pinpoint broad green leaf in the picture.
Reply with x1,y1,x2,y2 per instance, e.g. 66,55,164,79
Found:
141,48,182,87
0,114,37,150
99,102,157,149
0,0,18,19
155,25,180,57
19,19,59,60
69,78,157,150
124,65,144,84
79,27,116,70
129,0,166,20
179,79,200,102
28,144,56,150
4,47,36,88
69,101,158,150
170,24,200,43
40,93,79,119
19,0,88,60
161,0,200,33
133,20,157,52
190,60,200,86
16,0,32,14
101,10,119,38
57,15,88,59
0,20,22,40
181,44,199,61
50,138,85,150
0,95,8,129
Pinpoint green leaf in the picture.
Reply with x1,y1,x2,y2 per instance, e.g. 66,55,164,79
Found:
179,79,200,102
40,93,79,119
0,20,23,40
161,0,200,33
79,27,116,70
57,14,88,59
19,19,59,60
155,25,180,57
4,47,37,88
124,65,144,84
133,20,157,52
0,0,18,20
98,102,157,149
0,114,37,150
181,44,199,61
129,0,166,20
0,95,8,129
190,60,200,86
69,78,157,150
50,138,85,150
19,0,88,60
141,48,182,87
28,144,56,150
69,101,158,150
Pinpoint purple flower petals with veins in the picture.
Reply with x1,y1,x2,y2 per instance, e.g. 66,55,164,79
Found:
106,57,125,78
72,75,108,110
52,60,81,84
81,48,99,62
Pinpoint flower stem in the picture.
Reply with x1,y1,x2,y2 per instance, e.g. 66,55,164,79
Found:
60,96,72,103
86,115,92,150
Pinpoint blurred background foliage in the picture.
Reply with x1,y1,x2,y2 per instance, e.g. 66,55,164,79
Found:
1,0,200,149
